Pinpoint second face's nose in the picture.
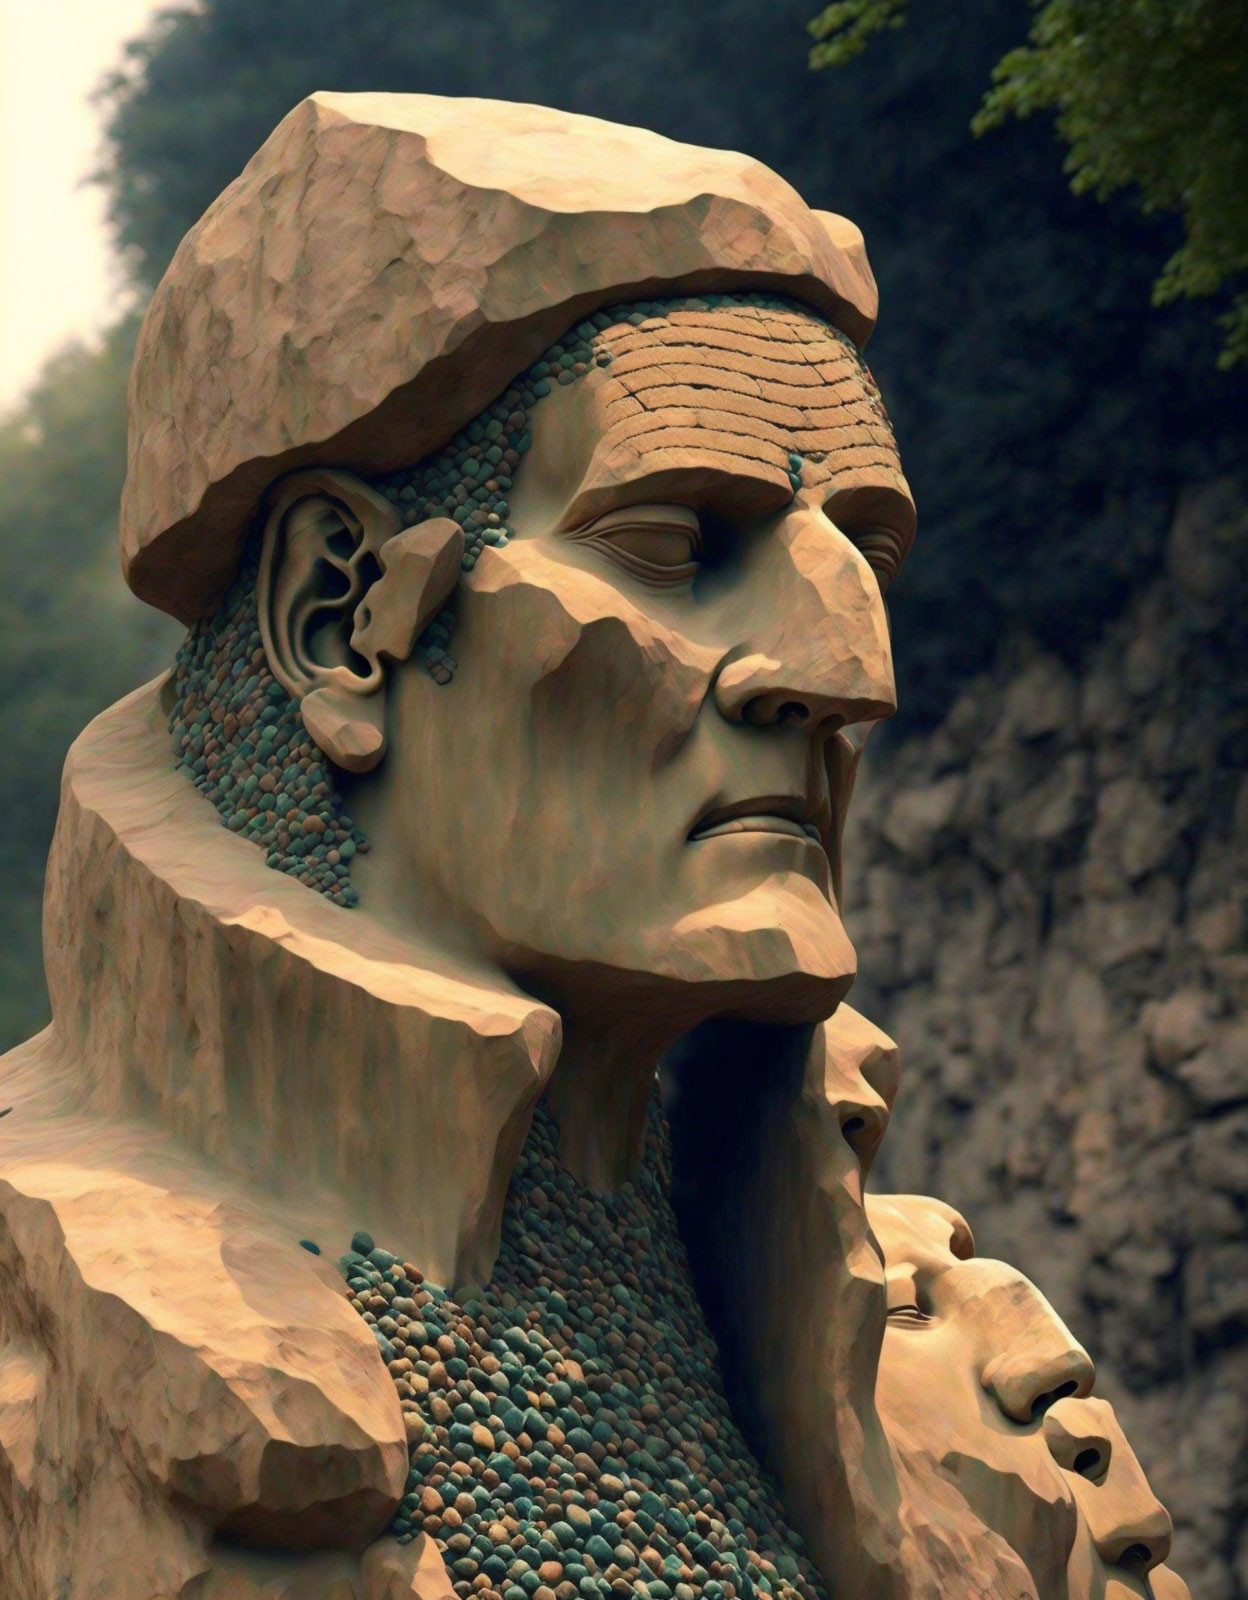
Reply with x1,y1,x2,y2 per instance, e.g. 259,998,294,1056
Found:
711,508,897,732
1045,1396,1173,1576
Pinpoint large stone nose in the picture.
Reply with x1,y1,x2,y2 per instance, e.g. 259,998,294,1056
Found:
816,1005,900,1179
712,508,896,733
971,1267,1096,1421
1044,1397,1173,1577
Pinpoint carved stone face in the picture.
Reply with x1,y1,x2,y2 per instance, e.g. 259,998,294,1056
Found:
354,303,913,1035
868,1194,1181,1599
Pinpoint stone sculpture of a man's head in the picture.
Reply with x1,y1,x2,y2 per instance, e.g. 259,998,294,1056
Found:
124,92,914,1189
867,1193,1189,1599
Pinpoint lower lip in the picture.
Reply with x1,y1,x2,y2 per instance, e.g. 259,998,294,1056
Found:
690,816,824,846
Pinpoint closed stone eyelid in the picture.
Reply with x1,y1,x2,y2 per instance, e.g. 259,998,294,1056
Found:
849,527,906,588
575,536,701,587
884,1267,928,1316
567,502,703,550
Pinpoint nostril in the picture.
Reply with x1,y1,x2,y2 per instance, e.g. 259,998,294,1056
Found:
1100,1510,1172,1576
839,1107,888,1175
1030,1380,1079,1419
1041,1404,1115,1480
741,693,812,727
1118,1545,1154,1576
986,1342,1095,1423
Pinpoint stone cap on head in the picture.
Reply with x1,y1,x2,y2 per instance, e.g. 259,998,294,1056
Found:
121,91,880,623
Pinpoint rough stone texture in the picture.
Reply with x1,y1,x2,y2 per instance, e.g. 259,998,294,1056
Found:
843,475,1248,1598
166,298,899,911
868,1194,1187,1597
0,1162,409,1597
121,92,879,624
726,1010,914,1597
35,674,561,1290
0,674,562,1595
181,1535,456,1598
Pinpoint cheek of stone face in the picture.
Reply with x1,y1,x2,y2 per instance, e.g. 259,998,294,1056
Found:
377,554,717,965
480,543,716,734
876,1297,1085,1595
939,1434,1081,1597
415,557,854,993
448,556,718,893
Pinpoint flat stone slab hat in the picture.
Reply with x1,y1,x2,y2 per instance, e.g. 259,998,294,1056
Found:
121,91,880,624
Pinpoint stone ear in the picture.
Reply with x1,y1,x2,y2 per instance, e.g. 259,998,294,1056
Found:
257,469,464,773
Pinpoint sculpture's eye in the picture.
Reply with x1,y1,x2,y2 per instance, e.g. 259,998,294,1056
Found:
572,504,702,585
885,1270,933,1326
824,485,913,592
886,1304,933,1326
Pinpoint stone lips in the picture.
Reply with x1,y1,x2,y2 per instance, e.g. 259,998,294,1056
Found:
120,91,879,624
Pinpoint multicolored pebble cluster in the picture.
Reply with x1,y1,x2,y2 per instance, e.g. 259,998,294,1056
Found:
169,294,872,905
168,542,369,906
337,1097,828,1600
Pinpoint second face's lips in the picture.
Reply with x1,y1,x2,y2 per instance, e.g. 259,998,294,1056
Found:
689,795,824,846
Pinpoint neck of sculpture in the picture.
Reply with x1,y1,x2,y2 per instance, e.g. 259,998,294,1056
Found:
341,795,708,1202
33,675,563,1288
542,1011,676,1192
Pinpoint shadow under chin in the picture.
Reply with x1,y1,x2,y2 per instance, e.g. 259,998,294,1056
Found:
660,1016,813,1465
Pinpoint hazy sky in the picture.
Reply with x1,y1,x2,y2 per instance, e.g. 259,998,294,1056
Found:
0,0,168,413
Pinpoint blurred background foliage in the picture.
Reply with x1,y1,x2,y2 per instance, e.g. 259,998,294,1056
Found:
810,0,1248,367
3,0,1246,1049
0,320,178,1046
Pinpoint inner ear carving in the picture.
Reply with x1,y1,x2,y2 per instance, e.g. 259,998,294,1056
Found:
257,469,403,701
256,470,467,775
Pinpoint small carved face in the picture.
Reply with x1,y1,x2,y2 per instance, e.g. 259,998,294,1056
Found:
867,1194,1182,1599
366,302,914,1031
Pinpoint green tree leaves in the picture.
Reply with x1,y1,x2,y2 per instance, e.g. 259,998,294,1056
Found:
808,0,906,69
810,0,1248,366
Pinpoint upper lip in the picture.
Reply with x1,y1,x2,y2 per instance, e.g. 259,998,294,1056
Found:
688,794,824,843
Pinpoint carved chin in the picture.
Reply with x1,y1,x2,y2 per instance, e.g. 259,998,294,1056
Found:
659,880,858,1021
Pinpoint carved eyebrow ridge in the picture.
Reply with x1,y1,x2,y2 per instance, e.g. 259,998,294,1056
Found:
600,410,900,486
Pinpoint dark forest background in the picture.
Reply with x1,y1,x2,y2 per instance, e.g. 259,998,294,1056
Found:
2,3,1244,1061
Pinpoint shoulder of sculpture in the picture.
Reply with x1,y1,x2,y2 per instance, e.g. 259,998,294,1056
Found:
0,1158,406,1549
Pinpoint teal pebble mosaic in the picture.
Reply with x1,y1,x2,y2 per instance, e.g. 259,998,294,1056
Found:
334,1096,827,1600
169,295,872,907
168,543,370,906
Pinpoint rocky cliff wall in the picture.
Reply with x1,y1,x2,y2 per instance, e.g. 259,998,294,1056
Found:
845,477,1248,1598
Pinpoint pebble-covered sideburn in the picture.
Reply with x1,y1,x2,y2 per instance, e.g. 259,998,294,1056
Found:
330,1096,828,1600
169,294,879,907
167,543,370,905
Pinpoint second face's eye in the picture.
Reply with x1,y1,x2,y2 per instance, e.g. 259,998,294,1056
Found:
571,504,702,584
886,1304,933,1327
885,1270,933,1326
